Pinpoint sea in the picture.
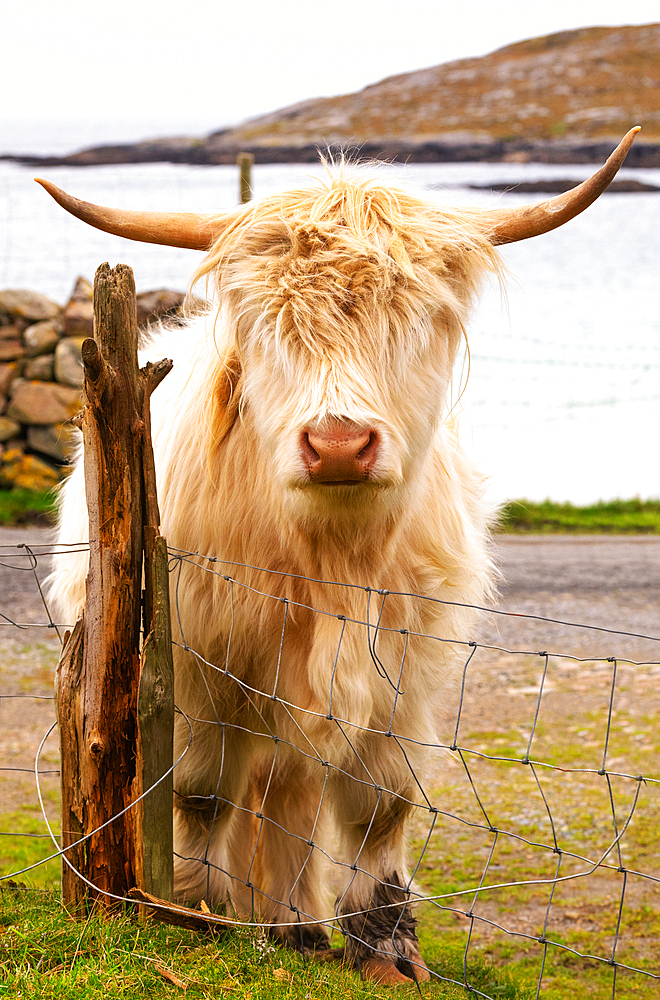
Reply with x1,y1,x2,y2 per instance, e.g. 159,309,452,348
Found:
1,115,659,505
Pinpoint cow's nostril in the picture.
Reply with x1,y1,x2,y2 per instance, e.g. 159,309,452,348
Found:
301,432,321,465
357,431,379,461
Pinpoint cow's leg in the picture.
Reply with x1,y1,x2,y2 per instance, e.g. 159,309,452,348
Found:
172,717,253,911
224,755,333,955
331,748,431,984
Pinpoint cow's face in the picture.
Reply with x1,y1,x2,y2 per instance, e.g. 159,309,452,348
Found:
209,185,500,521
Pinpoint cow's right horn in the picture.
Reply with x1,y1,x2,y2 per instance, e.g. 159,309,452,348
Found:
478,127,641,245
35,177,224,251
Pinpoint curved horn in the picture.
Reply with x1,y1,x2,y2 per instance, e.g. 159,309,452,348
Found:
34,177,222,250
480,127,641,245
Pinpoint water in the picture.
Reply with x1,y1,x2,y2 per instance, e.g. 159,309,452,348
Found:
1,145,658,505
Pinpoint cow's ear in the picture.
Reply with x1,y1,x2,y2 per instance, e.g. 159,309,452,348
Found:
212,350,243,446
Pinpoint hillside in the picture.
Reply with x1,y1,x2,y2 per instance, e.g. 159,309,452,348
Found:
10,23,660,167
209,23,660,150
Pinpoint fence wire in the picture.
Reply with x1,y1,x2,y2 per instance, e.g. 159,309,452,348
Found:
1,538,658,997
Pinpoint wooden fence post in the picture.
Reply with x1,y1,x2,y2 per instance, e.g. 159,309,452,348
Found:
56,262,174,911
238,151,253,204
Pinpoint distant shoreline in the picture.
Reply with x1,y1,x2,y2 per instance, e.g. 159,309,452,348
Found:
5,137,660,169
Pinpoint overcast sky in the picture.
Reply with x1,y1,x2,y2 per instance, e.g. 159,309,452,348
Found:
4,0,658,123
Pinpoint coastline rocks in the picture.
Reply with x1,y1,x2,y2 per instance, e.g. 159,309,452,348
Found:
136,289,186,327
0,416,21,443
54,337,85,388
0,448,61,491
0,338,24,362
0,277,190,492
24,354,55,381
0,289,61,324
27,423,78,463
63,276,94,337
0,362,21,398
7,379,82,425
24,319,63,357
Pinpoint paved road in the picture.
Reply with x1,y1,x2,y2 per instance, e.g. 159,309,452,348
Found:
488,535,660,661
1,527,658,659
0,525,60,627
496,534,660,593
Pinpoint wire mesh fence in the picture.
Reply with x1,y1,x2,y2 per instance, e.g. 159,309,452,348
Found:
1,536,659,997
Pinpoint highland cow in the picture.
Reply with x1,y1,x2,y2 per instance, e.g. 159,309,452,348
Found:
42,128,638,984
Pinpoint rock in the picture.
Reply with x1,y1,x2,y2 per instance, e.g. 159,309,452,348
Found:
136,289,185,327
63,275,93,337
0,323,23,341
0,362,22,398
54,337,85,387
0,340,24,362
0,289,61,324
7,380,81,425
23,318,63,357
27,423,78,462
24,354,55,381
0,447,61,491
0,416,21,442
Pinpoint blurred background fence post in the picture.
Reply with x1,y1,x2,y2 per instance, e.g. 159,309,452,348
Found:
238,151,254,204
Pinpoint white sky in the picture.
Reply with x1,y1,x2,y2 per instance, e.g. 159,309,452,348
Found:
4,0,659,122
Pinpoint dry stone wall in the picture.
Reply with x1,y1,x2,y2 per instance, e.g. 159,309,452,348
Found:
0,279,186,491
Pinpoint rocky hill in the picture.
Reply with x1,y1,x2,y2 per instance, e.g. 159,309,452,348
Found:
215,23,660,146
10,23,660,167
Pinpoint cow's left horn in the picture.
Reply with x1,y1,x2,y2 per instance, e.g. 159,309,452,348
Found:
479,127,641,245
35,178,222,250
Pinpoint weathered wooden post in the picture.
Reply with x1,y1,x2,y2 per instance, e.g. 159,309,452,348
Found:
238,151,253,204
56,262,174,911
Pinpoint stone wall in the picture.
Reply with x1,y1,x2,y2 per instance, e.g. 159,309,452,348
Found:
0,279,185,491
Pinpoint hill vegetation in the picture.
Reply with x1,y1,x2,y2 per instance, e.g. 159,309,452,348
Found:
208,22,660,150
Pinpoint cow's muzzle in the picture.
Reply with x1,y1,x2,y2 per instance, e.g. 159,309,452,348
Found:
301,419,380,484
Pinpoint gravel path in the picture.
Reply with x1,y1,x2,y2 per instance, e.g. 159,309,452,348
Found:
1,526,658,652
488,535,660,661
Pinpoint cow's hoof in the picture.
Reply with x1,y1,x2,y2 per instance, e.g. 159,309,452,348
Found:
313,947,346,963
398,949,431,983
361,957,416,984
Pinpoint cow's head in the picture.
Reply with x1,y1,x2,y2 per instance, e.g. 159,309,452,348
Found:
36,129,639,519
193,175,503,513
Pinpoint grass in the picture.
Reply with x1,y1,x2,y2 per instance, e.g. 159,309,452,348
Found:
3,489,660,533
0,886,534,1000
497,498,660,534
0,487,58,526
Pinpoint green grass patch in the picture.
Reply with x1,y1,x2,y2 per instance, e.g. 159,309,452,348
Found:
497,498,660,534
0,888,537,999
0,487,57,526
0,810,61,891
2,489,660,533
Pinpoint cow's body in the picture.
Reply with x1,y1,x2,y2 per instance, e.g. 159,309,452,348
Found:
45,135,638,984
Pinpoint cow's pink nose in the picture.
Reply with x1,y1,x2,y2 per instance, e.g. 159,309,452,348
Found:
301,419,379,483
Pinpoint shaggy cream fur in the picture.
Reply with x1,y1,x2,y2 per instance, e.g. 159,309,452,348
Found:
50,168,505,975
